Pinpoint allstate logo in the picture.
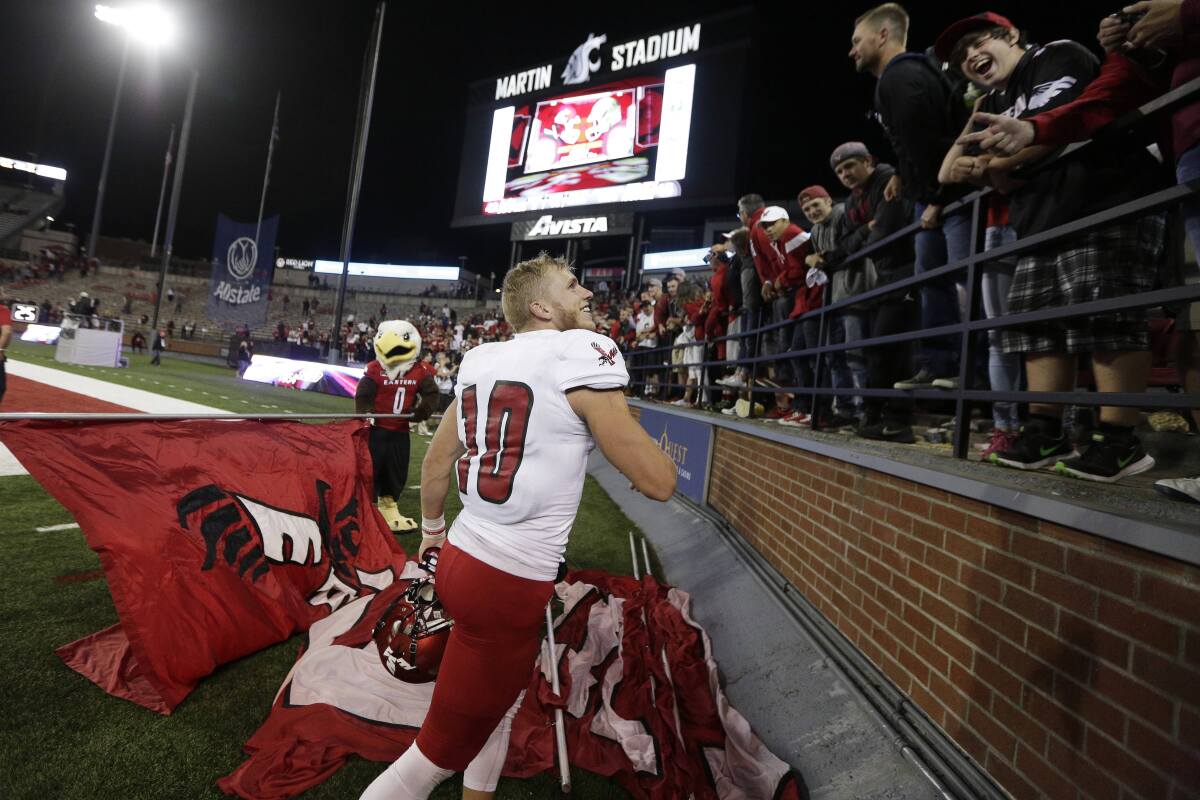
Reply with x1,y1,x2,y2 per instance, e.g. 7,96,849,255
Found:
227,237,258,281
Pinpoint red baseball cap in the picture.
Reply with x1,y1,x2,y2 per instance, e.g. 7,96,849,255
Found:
934,12,1015,63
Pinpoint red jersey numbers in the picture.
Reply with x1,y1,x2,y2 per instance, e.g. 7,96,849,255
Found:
456,381,534,504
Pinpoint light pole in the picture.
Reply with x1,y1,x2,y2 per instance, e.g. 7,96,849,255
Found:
151,68,198,333
87,35,128,260
89,3,178,260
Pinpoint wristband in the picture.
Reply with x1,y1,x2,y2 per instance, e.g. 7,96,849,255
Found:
421,515,446,536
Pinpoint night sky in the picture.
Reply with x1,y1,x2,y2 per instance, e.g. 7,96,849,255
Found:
1,1,1099,279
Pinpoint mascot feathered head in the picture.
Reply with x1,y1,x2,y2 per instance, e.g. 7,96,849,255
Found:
374,320,422,378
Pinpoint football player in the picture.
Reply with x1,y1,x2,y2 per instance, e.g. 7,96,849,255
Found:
360,254,676,799
356,320,438,533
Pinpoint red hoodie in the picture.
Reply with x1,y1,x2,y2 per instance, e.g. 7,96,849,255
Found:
763,224,823,319
747,206,781,285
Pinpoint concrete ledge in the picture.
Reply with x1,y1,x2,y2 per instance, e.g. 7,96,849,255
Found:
631,399,1200,567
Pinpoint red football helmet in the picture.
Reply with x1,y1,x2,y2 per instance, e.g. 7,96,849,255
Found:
373,551,453,683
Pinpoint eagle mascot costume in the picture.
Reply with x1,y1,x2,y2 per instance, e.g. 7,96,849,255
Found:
355,320,438,533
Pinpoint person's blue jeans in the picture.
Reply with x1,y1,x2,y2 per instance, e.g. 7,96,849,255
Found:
828,311,868,416
982,225,1022,431
788,317,822,413
1180,143,1200,271
913,202,971,377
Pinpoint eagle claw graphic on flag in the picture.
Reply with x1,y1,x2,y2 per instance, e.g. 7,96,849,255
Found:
177,479,363,599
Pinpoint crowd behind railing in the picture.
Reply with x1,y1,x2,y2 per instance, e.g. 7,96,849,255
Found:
602,4,1200,505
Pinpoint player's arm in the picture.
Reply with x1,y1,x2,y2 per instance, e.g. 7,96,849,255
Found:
567,388,676,501
409,375,439,422
354,374,377,416
419,397,467,555
0,318,11,362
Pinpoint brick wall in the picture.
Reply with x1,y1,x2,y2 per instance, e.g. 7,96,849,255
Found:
706,427,1200,800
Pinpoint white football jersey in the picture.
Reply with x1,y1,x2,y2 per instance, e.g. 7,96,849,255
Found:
448,328,628,580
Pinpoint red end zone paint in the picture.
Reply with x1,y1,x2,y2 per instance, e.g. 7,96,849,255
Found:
2,375,135,414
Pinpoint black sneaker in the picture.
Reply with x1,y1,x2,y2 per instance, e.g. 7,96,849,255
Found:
894,369,936,390
857,420,916,443
1054,430,1155,483
989,421,1073,470
822,412,860,430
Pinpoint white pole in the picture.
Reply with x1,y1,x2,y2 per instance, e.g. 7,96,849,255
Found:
544,603,571,793
628,530,640,580
640,538,653,581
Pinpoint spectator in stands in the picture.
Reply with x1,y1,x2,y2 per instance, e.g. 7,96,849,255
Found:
166,320,175,338
282,294,290,311
851,3,970,391
635,281,661,396
801,185,865,426
759,205,815,420
151,329,166,366
166,287,175,305
940,88,1024,457
957,4,1200,500
935,11,1166,483
130,331,145,354
824,142,917,441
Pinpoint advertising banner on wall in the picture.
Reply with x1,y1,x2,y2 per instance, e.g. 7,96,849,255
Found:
637,406,712,505
206,214,277,329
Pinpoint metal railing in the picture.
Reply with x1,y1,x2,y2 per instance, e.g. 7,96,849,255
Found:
627,77,1200,459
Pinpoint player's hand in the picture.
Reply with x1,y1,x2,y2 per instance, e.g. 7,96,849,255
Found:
1126,1,1184,49
883,173,901,201
418,515,447,560
957,112,1034,156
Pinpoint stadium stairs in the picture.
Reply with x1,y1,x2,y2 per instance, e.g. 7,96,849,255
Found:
622,401,1199,800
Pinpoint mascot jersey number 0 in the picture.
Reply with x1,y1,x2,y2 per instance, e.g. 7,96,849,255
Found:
355,320,438,533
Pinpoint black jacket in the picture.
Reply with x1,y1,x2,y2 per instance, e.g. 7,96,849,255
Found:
874,53,968,205
832,163,914,288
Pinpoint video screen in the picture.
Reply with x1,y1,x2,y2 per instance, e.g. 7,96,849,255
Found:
240,355,364,398
451,17,749,227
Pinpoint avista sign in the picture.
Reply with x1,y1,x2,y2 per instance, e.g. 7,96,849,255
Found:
528,214,609,237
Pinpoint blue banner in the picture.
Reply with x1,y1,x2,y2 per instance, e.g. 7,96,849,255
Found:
206,214,277,329
637,406,713,505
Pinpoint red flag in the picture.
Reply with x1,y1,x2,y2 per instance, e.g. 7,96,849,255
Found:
0,419,406,713
218,570,806,800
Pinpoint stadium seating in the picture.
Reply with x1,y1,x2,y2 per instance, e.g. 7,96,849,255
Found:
0,184,63,250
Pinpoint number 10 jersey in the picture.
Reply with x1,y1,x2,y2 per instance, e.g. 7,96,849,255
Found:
449,329,628,580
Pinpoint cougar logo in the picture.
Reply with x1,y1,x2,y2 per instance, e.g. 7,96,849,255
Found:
562,33,606,85
226,236,258,281
591,341,618,366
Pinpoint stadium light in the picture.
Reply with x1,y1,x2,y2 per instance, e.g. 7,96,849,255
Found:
94,4,177,49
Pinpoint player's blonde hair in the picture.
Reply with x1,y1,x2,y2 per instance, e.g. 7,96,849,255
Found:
501,252,572,332
855,3,909,44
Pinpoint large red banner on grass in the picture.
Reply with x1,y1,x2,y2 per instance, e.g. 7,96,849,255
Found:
0,419,406,713
219,570,807,800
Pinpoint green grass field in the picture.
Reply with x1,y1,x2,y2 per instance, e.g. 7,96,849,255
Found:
0,342,651,799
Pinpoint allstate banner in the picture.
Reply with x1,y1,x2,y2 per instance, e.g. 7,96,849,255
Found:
207,213,277,329
637,406,712,504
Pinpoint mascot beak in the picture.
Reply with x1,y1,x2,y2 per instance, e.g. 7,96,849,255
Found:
375,331,417,366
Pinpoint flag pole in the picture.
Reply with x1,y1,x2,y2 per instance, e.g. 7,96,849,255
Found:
330,2,386,364
254,92,281,251
544,603,572,793
0,412,415,422
149,123,175,259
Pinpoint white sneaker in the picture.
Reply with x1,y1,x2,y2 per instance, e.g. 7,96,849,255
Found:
717,374,746,388
779,411,812,428
1154,476,1200,505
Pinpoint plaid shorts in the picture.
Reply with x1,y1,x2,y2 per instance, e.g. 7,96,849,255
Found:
1001,214,1166,354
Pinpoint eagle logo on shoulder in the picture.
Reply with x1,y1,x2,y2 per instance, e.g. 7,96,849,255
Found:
591,341,618,367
